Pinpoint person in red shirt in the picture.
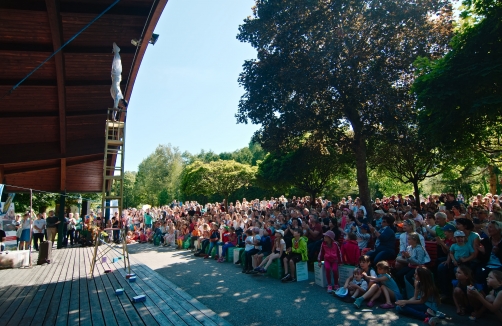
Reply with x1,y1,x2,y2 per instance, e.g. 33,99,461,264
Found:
305,216,324,260
342,233,361,265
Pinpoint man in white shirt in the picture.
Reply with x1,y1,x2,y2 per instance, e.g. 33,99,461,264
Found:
32,213,46,251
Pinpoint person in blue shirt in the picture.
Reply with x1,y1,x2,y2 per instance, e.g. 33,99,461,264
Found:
367,215,396,265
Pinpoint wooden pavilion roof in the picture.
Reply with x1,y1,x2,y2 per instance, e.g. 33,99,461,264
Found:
0,0,167,193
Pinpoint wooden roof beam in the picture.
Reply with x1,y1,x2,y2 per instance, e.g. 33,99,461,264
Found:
0,138,105,165
46,0,67,192
3,154,103,175
46,0,66,157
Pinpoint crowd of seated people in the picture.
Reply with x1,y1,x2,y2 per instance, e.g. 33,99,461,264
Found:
112,193,502,324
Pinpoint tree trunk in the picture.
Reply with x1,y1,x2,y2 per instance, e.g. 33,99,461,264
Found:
488,165,497,195
412,180,420,208
310,191,317,209
353,135,372,221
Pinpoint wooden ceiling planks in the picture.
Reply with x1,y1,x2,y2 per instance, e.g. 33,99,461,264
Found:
0,86,59,114
64,53,134,81
65,85,112,112
66,160,103,192
61,13,146,48
0,9,53,45
0,51,56,82
5,168,60,192
0,117,59,145
66,114,108,141
0,0,167,193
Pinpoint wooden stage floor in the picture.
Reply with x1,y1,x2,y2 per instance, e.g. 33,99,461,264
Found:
0,246,232,326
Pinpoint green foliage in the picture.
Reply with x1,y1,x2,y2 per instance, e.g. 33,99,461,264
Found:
368,170,414,200
122,171,137,208
236,0,453,214
157,188,169,206
368,123,453,200
257,143,352,200
185,142,266,167
180,160,257,206
13,192,100,213
414,0,502,162
134,144,184,206
14,192,59,213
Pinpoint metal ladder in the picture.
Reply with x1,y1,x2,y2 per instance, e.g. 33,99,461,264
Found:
90,108,131,278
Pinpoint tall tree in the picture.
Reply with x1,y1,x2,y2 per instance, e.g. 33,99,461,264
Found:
180,160,257,210
134,144,184,206
236,0,452,218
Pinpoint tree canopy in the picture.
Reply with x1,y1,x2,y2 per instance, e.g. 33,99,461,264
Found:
134,144,184,206
257,142,352,200
369,124,451,201
180,160,257,209
414,0,502,157
236,0,452,217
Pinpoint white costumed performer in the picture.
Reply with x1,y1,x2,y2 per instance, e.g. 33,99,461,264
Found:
110,42,124,110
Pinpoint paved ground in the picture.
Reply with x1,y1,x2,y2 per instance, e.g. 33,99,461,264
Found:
128,243,500,326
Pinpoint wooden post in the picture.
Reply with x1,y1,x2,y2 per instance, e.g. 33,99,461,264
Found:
57,192,66,249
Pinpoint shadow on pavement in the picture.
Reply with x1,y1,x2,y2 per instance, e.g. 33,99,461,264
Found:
128,245,501,326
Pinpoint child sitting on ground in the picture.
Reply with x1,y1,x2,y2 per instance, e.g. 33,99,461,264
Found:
145,228,153,243
254,230,286,273
341,232,361,265
346,268,368,299
126,231,136,244
138,229,147,243
317,230,342,292
164,225,176,247
176,222,188,249
468,270,502,321
341,256,376,302
395,267,441,326
453,265,482,316
358,254,377,281
355,261,402,309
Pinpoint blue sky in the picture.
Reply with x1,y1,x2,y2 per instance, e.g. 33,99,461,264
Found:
125,0,259,171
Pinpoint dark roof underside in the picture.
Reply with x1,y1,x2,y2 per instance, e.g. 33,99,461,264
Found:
0,0,167,192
